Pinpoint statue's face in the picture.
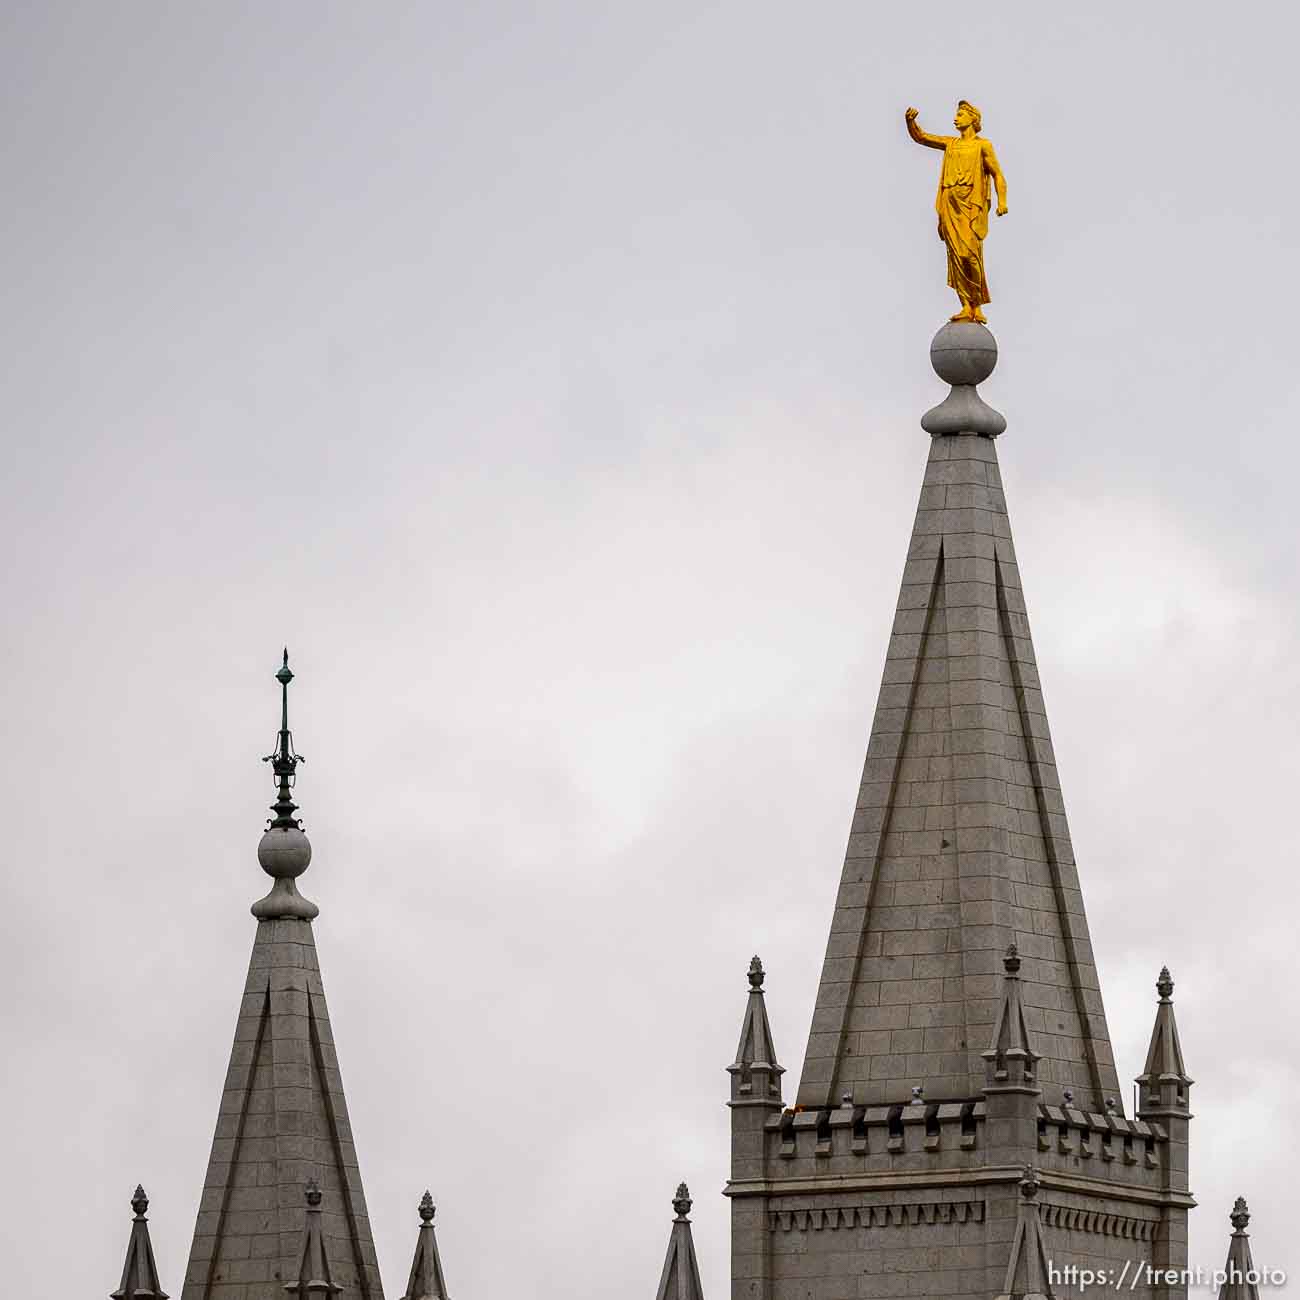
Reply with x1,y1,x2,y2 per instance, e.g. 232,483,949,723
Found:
953,104,977,130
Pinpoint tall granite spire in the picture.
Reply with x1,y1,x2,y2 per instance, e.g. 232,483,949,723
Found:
725,324,1193,1300
797,326,1120,1112
180,654,384,1299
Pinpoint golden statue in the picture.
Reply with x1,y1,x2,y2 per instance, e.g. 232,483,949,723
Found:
905,101,1008,323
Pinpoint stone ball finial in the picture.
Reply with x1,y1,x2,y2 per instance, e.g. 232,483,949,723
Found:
1231,1197,1250,1232
1003,943,1021,975
305,1179,322,1209
131,1184,149,1218
1157,966,1174,1001
921,322,1007,438
748,955,765,990
673,1182,693,1220
1020,1166,1041,1200
419,1190,435,1224
930,322,999,386
257,825,313,879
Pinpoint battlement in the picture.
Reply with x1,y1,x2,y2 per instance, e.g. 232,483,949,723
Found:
751,1101,1172,1197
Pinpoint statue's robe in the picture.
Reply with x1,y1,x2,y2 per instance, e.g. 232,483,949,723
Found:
934,136,998,307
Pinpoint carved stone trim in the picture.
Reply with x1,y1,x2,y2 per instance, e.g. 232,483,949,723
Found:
767,1200,986,1233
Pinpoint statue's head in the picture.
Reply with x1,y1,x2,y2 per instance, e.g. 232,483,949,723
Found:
954,100,982,133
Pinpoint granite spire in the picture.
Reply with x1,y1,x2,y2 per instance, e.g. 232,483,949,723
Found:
180,654,384,1299
1217,1198,1261,1300
286,1181,341,1298
111,1185,169,1300
400,1192,451,1300
1136,966,1193,1114
994,1168,1055,1300
797,328,1120,1111
728,956,784,1105
655,1183,706,1300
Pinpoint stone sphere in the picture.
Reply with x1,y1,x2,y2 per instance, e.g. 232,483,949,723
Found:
257,826,312,879
929,322,998,387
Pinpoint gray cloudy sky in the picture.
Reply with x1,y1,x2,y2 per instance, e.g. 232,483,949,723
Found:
2,2,1297,1295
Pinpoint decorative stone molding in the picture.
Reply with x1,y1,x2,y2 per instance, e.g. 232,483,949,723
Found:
767,1199,986,1232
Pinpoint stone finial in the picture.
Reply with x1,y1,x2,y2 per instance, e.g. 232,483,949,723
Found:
1019,1165,1041,1199
921,322,1007,437
286,1180,340,1297
1137,963,1193,1115
841,1091,854,1109
111,1184,169,1300
401,1187,451,1300
983,939,1042,1095
656,1182,706,1300
252,650,319,921
1063,1088,1074,1105
729,953,784,1106
1230,1198,1250,1233
910,1084,925,1105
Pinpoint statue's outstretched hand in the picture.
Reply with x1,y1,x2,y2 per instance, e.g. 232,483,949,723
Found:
905,106,919,121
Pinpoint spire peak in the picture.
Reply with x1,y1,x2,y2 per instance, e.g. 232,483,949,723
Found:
252,649,318,921
401,1186,451,1300
111,1184,168,1300
655,1181,706,1300
1231,1197,1251,1233
729,953,784,1106
285,1181,340,1297
1157,965,1174,1001
747,955,764,989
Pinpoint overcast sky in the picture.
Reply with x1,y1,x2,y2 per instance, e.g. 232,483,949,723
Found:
2,2,1297,1295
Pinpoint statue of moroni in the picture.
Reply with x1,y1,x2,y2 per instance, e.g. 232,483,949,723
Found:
905,101,1008,323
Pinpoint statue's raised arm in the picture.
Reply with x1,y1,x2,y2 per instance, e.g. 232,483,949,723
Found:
904,100,1008,324
904,106,949,150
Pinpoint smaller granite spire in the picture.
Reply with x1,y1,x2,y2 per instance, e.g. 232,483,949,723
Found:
983,945,1042,1094
994,1167,1055,1300
285,1180,341,1298
252,649,319,921
655,1183,706,1300
111,1185,169,1300
1135,966,1193,1114
1217,1198,1261,1300
401,1191,451,1300
727,956,785,1105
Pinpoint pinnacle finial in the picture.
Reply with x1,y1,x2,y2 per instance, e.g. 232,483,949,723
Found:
1019,1165,1041,1200
1157,966,1174,1001
1003,943,1021,975
252,650,318,920
748,955,764,989
1230,1197,1250,1233
131,1184,148,1218
305,1178,322,1209
263,649,306,831
419,1191,435,1224
672,1182,692,1221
